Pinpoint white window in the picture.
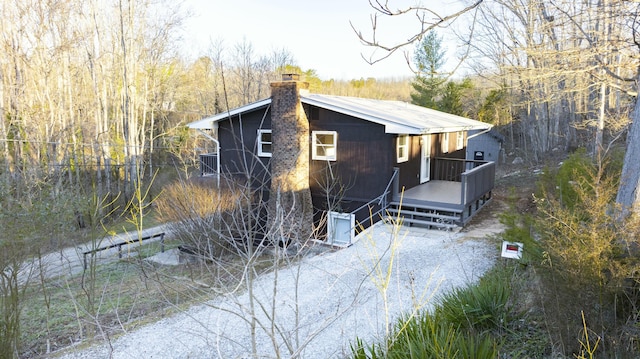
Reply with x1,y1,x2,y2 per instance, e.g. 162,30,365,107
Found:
257,129,272,157
441,132,450,153
396,135,409,163
312,131,337,161
456,131,464,150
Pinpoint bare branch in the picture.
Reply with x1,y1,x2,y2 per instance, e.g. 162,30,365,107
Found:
548,0,637,83
351,0,484,65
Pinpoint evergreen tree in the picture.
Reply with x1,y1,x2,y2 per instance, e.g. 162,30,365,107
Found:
439,78,473,116
477,86,510,125
410,31,446,109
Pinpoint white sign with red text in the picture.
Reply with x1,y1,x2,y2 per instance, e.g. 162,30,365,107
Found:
501,241,523,259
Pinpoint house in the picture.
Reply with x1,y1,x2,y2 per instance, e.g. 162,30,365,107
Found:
188,75,495,246
467,128,505,166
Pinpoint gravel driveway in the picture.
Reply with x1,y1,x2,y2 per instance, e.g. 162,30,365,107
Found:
55,218,502,359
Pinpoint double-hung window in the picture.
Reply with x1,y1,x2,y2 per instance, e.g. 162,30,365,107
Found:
441,132,450,153
456,131,464,150
257,129,272,157
396,135,409,163
312,131,337,161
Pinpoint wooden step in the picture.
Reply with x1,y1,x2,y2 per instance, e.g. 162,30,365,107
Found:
388,201,461,214
385,207,460,222
384,200,464,229
393,216,458,230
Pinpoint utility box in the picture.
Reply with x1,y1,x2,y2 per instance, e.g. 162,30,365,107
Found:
327,211,355,247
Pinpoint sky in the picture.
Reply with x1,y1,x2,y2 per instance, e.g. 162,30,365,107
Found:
181,0,466,80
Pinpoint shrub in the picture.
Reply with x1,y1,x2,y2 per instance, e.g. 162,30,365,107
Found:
531,150,640,356
351,311,498,359
350,265,514,359
155,178,246,259
435,273,512,334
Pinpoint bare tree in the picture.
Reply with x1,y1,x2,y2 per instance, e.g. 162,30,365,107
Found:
0,0,186,203
616,70,640,213
353,1,638,160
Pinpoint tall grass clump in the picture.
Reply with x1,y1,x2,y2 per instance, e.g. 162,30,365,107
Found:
351,311,498,359
435,272,512,334
156,177,246,259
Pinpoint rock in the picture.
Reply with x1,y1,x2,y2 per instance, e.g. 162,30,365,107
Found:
146,248,180,266
512,156,524,165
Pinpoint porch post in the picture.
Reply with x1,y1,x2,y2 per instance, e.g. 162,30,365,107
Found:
392,167,400,200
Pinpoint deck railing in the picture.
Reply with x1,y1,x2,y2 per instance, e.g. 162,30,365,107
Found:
429,157,495,207
460,161,495,206
199,153,220,186
199,153,219,176
350,168,399,220
433,157,486,182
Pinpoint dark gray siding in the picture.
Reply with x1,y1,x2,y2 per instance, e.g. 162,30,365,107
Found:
466,129,503,164
218,105,272,187
306,106,395,227
307,106,395,202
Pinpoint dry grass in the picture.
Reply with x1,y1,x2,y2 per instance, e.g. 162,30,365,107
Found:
155,179,242,222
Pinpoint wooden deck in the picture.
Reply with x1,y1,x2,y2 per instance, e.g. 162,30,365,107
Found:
400,180,462,205
389,160,495,227
393,180,466,212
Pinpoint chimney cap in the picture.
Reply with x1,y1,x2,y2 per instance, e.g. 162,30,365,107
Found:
281,73,300,81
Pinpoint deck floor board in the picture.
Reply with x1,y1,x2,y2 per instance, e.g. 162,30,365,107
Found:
400,180,461,205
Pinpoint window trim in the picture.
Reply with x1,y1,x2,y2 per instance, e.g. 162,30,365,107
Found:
456,131,464,150
441,132,450,153
257,129,272,157
312,131,337,161
396,135,409,163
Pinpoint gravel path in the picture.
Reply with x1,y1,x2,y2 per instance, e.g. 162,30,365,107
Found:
54,219,503,359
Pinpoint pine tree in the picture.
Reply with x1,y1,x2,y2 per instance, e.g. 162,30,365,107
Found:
439,78,473,116
410,31,446,109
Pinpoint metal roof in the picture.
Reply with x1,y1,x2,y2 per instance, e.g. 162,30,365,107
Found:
187,93,491,134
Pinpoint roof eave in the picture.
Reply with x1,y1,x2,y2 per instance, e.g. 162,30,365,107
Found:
302,94,491,135
385,125,421,135
421,123,492,135
187,98,272,129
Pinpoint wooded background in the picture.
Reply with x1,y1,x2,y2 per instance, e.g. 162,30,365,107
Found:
0,0,638,200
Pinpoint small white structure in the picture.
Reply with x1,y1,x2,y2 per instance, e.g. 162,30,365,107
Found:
327,211,355,247
501,241,523,259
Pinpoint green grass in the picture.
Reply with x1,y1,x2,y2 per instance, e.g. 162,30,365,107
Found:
19,256,213,356
17,237,298,357
351,310,498,359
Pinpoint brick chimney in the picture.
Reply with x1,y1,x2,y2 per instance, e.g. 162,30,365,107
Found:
268,74,313,244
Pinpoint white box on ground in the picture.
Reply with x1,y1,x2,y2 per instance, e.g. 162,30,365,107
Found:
501,241,523,259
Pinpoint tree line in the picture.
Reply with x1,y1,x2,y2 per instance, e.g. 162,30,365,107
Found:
0,0,412,212
6,0,635,202
358,0,639,160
